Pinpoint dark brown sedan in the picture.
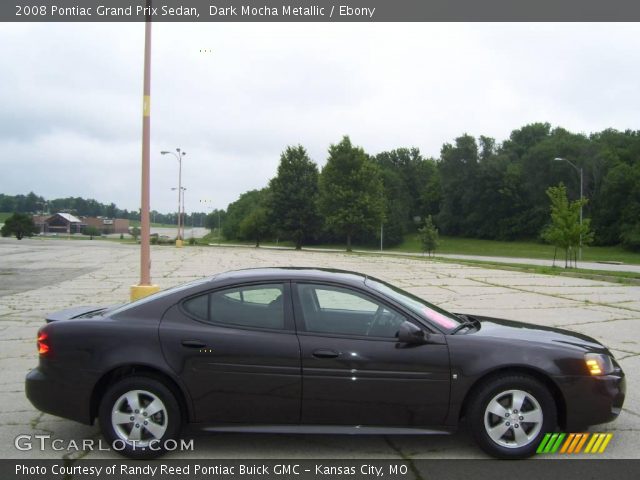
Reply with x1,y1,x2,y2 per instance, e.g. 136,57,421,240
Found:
26,268,625,459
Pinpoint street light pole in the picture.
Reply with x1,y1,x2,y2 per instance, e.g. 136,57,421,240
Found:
130,0,159,301
554,157,584,261
161,148,186,246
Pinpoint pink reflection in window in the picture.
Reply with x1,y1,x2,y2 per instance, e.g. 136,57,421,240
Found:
423,308,457,329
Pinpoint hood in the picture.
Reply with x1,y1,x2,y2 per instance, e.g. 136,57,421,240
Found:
466,315,607,353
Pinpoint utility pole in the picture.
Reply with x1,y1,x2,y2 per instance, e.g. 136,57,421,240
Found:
130,0,159,301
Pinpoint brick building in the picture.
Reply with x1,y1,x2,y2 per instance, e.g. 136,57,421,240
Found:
32,213,130,235
82,216,130,234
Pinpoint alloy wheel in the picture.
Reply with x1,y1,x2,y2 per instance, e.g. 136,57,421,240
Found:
111,389,168,446
483,389,543,449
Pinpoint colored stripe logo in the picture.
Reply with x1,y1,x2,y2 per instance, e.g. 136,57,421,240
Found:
537,433,613,454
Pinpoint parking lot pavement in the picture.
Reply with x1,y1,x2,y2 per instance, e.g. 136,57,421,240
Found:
1,238,638,459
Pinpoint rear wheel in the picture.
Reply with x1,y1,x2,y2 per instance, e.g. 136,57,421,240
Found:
98,376,182,459
468,374,557,459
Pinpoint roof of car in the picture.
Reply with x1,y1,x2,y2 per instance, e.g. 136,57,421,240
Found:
213,267,369,284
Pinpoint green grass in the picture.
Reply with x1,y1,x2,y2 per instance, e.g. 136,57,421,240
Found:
389,235,640,265
0,212,13,223
200,231,640,265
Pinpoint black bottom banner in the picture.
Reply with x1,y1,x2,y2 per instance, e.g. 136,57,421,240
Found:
3,459,640,480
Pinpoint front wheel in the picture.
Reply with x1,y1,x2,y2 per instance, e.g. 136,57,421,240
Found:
469,374,557,459
98,376,182,459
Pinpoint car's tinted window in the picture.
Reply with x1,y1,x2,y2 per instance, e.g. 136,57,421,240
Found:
183,284,285,330
297,284,406,338
183,293,208,320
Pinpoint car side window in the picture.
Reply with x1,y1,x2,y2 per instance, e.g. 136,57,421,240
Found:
296,283,407,338
183,284,285,330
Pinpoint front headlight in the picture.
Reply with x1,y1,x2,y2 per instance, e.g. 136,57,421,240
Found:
584,353,615,376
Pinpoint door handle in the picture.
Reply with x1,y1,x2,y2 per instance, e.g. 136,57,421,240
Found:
181,340,207,348
312,349,340,358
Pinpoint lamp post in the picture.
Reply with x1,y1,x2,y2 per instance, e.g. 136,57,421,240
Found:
162,148,186,246
130,0,159,301
171,186,186,241
554,157,584,261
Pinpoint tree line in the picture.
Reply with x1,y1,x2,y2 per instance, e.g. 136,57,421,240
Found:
0,193,209,228
4,122,639,252
222,124,640,252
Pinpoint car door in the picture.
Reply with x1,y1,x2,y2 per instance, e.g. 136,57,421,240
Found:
293,282,450,427
159,281,301,424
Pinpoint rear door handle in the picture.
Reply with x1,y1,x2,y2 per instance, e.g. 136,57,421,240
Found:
181,340,207,348
312,349,340,358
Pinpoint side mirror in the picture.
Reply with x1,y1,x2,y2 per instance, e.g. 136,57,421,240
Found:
397,321,428,344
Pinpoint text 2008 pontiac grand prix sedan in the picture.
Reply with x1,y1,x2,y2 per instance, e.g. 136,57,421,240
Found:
25,268,625,458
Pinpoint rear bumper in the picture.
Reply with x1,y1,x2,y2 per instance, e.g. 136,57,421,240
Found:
554,372,626,430
25,367,94,425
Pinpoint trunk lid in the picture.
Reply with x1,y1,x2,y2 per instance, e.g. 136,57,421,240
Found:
45,306,106,323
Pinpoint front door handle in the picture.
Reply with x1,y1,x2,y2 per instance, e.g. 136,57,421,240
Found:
181,339,207,348
312,349,340,358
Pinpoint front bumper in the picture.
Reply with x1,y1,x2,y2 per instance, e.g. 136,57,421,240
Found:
554,371,626,430
25,367,94,425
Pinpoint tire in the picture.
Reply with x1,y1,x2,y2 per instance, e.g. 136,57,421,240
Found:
98,376,182,459
468,374,557,459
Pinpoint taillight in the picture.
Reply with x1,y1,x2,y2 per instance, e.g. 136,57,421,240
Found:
37,331,50,355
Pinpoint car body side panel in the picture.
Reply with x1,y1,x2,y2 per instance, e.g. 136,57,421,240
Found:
298,333,451,426
158,304,302,424
26,315,178,424
445,332,624,428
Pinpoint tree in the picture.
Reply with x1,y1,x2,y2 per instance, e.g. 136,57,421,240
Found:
418,215,439,256
130,226,141,241
82,226,101,240
1,213,39,240
239,207,270,247
268,145,320,249
223,189,270,240
205,209,226,235
437,134,479,236
541,183,594,268
319,136,385,251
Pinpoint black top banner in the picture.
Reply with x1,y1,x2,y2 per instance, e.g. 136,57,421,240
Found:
4,0,640,22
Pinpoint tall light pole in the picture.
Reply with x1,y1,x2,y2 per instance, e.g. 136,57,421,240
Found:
130,0,159,301
554,157,584,261
162,148,186,246
171,186,186,241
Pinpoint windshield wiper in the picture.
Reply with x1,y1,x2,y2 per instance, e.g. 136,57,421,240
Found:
450,314,480,334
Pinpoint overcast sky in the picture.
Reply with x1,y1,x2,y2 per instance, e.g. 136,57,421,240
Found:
1,22,639,213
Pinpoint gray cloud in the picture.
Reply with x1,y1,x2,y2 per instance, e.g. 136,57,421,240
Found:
1,22,639,213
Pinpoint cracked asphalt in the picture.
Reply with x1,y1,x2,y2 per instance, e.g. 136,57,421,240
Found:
1,238,638,460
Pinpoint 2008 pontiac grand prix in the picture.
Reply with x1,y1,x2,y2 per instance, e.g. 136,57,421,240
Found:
25,268,625,458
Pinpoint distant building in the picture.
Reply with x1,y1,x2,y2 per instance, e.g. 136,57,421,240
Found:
32,213,130,235
82,216,130,234
43,213,84,234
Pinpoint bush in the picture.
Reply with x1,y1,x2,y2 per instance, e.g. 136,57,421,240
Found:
1,212,39,240
621,224,640,252
188,237,196,245
82,226,101,240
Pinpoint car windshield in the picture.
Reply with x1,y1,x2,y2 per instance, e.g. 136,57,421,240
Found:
365,278,462,331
